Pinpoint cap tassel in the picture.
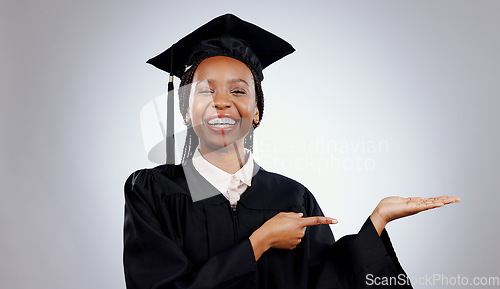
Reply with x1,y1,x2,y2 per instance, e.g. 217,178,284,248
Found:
166,74,175,165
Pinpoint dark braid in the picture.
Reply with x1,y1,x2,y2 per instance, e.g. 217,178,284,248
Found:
178,58,265,164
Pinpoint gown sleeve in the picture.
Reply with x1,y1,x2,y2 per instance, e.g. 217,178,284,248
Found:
123,170,258,289
303,189,412,289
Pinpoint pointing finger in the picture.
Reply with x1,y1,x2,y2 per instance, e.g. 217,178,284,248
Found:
300,216,338,227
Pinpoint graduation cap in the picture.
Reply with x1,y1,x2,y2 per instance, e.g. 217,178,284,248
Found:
147,13,295,165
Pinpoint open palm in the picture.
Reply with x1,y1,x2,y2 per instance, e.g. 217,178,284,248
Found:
370,196,460,235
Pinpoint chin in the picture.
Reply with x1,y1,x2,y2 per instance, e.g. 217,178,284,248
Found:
197,131,248,151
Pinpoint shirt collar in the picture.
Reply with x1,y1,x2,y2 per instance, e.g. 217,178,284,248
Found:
192,146,254,194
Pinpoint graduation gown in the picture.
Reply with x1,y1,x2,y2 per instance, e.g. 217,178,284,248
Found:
123,161,412,289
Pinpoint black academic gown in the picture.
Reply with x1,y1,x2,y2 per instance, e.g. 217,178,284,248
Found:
123,161,412,289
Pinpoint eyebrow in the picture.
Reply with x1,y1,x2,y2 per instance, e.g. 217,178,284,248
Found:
195,78,250,87
228,78,249,86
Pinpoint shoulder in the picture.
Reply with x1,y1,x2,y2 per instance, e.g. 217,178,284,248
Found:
124,164,189,199
125,164,167,187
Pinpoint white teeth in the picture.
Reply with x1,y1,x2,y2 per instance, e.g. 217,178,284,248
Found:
207,118,236,127
209,124,233,128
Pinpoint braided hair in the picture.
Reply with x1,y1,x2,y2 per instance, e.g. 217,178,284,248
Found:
178,58,265,164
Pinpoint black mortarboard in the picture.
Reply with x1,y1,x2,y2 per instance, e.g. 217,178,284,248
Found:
147,13,295,81
147,13,295,165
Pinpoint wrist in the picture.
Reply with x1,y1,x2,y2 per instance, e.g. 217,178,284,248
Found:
249,228,271,260
370,210,387,236
253,228,272,249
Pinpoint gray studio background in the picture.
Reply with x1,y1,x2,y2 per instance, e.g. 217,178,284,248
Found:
1,0,499,288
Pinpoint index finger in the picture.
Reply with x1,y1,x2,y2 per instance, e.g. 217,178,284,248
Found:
300,216,337,227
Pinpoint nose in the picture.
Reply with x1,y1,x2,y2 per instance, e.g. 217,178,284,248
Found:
212,91,232,110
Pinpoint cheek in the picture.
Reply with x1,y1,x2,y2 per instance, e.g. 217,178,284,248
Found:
189,96,211,122
235,99,256,120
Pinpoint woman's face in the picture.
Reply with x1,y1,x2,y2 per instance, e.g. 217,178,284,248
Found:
187,56,259,150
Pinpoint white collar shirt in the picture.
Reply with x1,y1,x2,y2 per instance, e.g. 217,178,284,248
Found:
192,146,254,208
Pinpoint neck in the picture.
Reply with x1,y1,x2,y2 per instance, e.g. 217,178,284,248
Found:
199,139,246,174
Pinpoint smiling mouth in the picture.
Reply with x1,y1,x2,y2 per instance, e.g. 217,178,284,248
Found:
205,116,239,132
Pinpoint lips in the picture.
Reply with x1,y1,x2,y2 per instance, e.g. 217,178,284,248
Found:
204,115,239,133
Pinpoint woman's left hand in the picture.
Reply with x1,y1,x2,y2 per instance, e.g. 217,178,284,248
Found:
370,196,460,235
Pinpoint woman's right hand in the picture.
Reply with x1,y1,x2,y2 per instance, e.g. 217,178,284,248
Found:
249,212,337,260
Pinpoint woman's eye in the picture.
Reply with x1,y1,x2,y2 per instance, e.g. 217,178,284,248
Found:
232,90,247,95
197,89,212,94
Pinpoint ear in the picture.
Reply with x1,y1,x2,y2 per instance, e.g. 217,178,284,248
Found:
253,105,260,124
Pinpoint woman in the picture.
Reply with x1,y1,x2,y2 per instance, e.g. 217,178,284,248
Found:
124,14,459,289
